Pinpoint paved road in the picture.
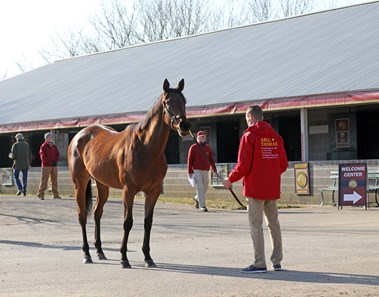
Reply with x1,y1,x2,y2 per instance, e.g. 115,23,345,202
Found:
1,195,378,297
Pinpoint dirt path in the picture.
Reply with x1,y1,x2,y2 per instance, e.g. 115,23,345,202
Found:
1,196,378,296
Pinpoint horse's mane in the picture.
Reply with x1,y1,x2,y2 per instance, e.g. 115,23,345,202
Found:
126,88,186,133
128,96,163,133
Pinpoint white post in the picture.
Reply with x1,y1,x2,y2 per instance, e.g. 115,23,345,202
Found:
300,109,309,162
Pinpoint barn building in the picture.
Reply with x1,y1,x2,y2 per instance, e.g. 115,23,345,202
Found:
1,1,379,205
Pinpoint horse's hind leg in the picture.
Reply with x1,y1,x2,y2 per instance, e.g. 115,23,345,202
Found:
68,139,93,264
142,186,161,268
75,177,93,264
94,181,109,260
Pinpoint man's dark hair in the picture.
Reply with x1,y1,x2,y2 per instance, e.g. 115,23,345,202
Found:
247,105,263,121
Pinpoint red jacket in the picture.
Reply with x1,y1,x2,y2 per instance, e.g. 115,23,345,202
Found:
228,121,288,200
187,142,216,174
39,141,60,167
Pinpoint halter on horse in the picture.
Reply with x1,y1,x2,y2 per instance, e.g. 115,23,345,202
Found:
67,79,191,268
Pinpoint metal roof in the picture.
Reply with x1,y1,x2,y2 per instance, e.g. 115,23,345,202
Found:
1,1,379,132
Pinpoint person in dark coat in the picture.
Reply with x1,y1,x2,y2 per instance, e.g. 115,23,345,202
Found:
10,133,33,196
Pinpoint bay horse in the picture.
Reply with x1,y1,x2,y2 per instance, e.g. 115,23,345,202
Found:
67,79,191,268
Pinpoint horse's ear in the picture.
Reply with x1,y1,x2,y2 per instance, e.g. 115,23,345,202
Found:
163,79,170,92
178,79,185,91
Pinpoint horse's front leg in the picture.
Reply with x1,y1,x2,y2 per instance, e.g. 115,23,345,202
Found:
120,188,136,268
142,186,160,268
94,181,109,260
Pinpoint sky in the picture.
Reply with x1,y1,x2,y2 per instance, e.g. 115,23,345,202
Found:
0,0,374,79
0,0,102,78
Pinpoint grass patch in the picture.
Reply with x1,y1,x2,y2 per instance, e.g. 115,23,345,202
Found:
0,193,303,209
158,196,244,210
157,196,303,210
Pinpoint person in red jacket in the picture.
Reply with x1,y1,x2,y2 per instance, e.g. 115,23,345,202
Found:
187,130,217,212
37,132,61,200
224,105,288,274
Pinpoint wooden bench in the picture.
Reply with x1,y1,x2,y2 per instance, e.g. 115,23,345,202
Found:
320,170,379,207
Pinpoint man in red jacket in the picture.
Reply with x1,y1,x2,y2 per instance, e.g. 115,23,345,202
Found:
224,105,288,273
37,132,61,200
187,130,217,212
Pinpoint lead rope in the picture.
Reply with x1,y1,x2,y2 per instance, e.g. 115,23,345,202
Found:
189,130,246,209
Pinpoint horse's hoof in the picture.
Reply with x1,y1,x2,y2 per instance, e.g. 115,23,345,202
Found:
83,256,93,264
97,253,107,260
144,259,157,268
121,260,131,269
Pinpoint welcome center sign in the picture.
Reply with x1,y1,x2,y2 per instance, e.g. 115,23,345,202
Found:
338,163,367,207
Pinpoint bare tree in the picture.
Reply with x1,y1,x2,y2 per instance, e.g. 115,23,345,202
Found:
319,0,337,10
136,0,175,42
171,0,211,36
86,0,139,51
212,0,247,29
1,70,8,80
39,29,87,64
279,0,314,18
135,0,211,43
245,0,275,22
4,0,338,77
12,54,37,74
39,0,138,60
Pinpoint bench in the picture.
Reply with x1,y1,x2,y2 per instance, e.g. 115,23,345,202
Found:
368,170,379,206
320,171,339,206
320,170,379,207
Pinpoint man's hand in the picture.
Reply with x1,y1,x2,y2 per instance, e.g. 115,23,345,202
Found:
188,173,193,179
223,178,232,189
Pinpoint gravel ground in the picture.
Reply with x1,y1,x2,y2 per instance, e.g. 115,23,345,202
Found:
1,195,379,297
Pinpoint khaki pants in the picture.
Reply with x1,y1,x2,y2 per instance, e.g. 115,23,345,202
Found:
247,197,283,268
193,169,209,208
37,166,59,198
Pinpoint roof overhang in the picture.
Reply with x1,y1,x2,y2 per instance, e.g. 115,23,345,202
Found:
1,90,378,134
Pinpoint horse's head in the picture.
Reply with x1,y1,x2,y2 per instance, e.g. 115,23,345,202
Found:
162,79,191,136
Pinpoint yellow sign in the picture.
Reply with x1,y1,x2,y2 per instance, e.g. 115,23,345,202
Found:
294,163,310,195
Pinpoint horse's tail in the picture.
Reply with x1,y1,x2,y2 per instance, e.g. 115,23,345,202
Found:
85,180,93,216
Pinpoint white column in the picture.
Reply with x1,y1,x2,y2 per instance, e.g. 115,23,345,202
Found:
300,109,309,162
